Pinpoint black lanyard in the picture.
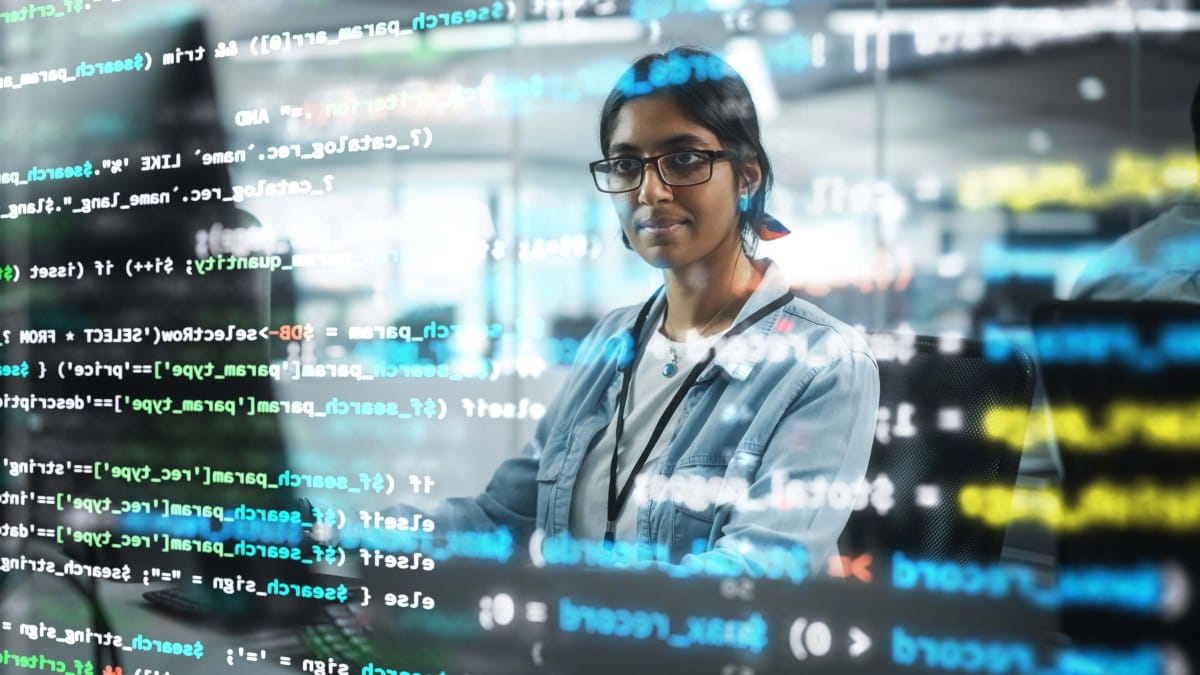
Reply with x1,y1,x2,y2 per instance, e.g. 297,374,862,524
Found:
604,288,794,546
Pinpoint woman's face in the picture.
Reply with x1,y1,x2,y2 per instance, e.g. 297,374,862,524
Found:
606,95,754,271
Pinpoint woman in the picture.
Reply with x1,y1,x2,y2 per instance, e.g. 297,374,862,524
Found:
341,47,878,577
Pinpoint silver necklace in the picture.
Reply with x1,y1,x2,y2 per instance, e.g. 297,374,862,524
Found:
661,295,738,378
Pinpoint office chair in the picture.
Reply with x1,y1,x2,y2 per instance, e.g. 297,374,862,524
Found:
838,333,1037,566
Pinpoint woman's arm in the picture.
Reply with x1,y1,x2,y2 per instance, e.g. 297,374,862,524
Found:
320,393,564,551
316,310,624,551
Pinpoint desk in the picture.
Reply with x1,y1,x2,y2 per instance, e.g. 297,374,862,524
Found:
0,573,297,674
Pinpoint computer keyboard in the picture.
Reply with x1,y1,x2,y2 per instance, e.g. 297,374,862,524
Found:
141,584,224,619
143,583,374,667
295,600,373,666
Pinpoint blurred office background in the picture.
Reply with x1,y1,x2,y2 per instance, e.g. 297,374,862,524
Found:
4,0,1197,506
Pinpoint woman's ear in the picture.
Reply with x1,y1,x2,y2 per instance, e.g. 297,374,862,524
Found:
739,159,763,198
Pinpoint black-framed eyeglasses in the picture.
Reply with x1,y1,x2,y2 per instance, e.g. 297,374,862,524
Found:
589,150,737,193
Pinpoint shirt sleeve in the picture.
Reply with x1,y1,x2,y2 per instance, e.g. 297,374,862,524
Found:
677,347,880,579
319,311,622,550
1072,268,1200,303
323,382,567,551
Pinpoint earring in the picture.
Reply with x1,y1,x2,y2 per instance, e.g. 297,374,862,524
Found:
738,193,750,213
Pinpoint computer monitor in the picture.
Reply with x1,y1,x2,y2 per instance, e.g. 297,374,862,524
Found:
1034,300,1199,667
0,5,312,628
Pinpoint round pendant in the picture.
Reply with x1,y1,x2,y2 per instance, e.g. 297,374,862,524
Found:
662,362,677,377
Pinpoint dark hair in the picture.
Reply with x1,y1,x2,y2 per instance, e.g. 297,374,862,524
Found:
598,46,774,256
1192,79,1199,156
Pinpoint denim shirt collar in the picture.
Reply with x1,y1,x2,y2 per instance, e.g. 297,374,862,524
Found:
603,257,793,383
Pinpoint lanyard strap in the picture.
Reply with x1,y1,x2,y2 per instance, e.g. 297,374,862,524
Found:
604,290,794,546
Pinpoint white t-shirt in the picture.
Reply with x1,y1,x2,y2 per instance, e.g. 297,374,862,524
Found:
568,320,728,542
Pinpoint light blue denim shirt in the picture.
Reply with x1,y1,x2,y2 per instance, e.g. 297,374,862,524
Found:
1070,200,1200,302
345,258,878,578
